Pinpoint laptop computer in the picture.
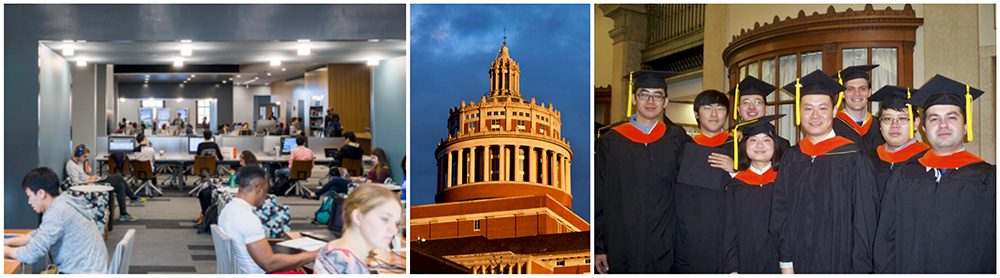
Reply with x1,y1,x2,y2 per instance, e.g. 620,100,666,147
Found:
324,148,338,158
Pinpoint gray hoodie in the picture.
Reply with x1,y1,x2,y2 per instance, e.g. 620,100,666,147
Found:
17,194,109,274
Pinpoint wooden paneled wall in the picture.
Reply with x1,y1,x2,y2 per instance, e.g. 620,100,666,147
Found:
328,63,371,137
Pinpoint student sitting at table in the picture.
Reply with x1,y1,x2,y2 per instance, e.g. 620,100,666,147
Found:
66,144,145,222
315,184,402,274
239,123,253,136
219,165,318,274
330,131,364,168
4,167,109,274
275,135,315,184
197,130,224,161
158,123,171,136
308,147,390,200
133,133,158,187
196,151,258,229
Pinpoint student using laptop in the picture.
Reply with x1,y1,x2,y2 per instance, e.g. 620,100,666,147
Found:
66,144,145,221
219,165,318,273
4,167,109,274
309,147,390,199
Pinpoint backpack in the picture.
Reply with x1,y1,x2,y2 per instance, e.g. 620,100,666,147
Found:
312,195,335,225
270,178,292,196
198,203,220,233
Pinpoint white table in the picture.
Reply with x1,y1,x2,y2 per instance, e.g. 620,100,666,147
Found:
67,184,114,236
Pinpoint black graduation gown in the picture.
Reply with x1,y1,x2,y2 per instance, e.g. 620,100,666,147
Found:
723,169,779,274
672,133,734,273
832,111,883,159
874,151,996,273
874,142,930,198
769,136,878,273
595,121,687,273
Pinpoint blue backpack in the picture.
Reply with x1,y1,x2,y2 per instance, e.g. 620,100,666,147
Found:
313,195,335,225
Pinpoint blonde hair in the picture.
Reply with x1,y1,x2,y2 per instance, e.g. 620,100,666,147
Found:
341,184,401,231
74,144,90,157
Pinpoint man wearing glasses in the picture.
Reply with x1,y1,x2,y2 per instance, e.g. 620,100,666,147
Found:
728,76,791,151
595,70,686,273
867,86,929,196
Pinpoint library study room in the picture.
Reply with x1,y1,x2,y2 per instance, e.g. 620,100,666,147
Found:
5,4,407,274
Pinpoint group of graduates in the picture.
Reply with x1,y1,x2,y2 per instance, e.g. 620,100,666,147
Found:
595,65,995,274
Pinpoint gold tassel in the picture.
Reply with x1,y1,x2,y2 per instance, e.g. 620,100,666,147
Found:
627,72,634,118
836,71,844,111
795,78,801,126
966,84,973,142
907,87,914,139
733,86,740,120
732,119,757,171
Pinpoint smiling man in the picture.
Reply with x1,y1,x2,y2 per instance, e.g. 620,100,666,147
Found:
770,70,878,274
874,75,995,273
673,89,735,273
832,65,884,158
595,70,686,273
728,76,791,153
868,85,929,195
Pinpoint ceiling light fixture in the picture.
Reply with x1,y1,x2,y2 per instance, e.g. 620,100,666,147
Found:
270,59,281,66
63,45,75,56
281,68,286,71
236,75,241,78
173,58,183,67
367,58,380,66
267,72,271,76
180,40,193,56
177,98,183,102
191,75,197,78
222,80,227,84
368,39,379,43
76,59,87,66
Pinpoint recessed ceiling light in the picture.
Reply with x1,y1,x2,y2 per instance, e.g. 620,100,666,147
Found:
76,59,86,66
297,39,310,43
177,98,183,102
222,80,227,84
281,68,286,71
173,58,183,67
180,39,192,43
180,84,185,88
267,72,271,76
143,84,149,87
119,98,125,102
367,58,379,66
265,83,269,85
270,59,281,66
183,81,188,83
191,75,197,78
181,46,192,56
229,77,233,81
237,75,241,78
368,39,379,42
297,45,310,56
63,39,74,43
63,46,75,56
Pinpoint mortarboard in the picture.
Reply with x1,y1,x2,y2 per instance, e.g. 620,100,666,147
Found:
732,114,785,170
836,64,879,84
870,85,918,138
908,74,986,141
781,70,846,126
728,76,777,120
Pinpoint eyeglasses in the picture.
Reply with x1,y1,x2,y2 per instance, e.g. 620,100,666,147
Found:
740,99,765,106
879,117,910,124
636,93,665,102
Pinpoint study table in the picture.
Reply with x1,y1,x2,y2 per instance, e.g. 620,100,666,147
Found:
4,229,34,274
97,154,334,192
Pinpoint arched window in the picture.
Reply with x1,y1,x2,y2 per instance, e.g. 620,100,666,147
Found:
723,5,922,141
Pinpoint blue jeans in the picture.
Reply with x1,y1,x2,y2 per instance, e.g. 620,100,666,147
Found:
315,177,350,197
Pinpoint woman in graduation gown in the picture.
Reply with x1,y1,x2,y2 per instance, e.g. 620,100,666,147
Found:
722,115,786,274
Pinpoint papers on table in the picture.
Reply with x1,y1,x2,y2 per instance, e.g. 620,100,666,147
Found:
276,237,327,252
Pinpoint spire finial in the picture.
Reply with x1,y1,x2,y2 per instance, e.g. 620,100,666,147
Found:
503,28,507,46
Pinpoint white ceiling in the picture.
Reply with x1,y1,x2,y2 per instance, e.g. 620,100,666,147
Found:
42,40,406,86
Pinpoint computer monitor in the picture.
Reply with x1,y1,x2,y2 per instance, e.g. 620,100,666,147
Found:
280,137,300,155
324,148,339,158
108,136,136,153
189,136,215,154
256,119,277,135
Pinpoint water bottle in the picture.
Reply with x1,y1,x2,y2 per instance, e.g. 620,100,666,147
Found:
229,170,236,188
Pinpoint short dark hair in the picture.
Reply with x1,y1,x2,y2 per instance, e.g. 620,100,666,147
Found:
344,131,356,142
693,89,730,114
203,130,213,140
21,167,60,197
238,165,267,191
879,106,920,120
135,133,146,143
296,135,306,146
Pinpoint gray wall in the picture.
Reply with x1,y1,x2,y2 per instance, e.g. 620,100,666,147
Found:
71,63,98,168
371,56,407,183
27,44,73,230
234,85,271,125
4,4,405,229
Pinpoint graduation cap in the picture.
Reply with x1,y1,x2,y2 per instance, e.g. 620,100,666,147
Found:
909,74,986,141
732,114,785,170
728,76,776,120
625,70,680,117
781,70,846,126
870,85,918,139
836,64,879,84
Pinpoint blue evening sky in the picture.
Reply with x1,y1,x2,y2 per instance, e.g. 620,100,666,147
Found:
410,4,591,222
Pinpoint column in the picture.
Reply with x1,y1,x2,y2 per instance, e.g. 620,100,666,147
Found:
469,146,477,183
528,148,537,183
515,146,523,182
446,151,453,188
457,148,465,185
499,145,507,182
